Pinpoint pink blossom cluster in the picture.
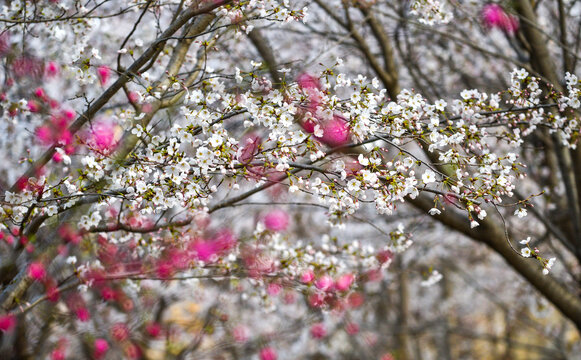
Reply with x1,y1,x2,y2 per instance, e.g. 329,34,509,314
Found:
297,73,351,147
482,3,519,34
262,209,290,232
84,119,121,154
36,108,76,149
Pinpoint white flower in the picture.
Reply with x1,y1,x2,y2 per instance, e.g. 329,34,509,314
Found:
543,257,556,275
514,68,529,80
514,208,527,218
470,220,479,228
519,237,531,245
347,179,361,192
422,169,436,184
313,124,324,138
420,270,443,287
358,154,369,166
66,256,77,265
209,134,223,148
135,181,147,193
46,205,58,217
435,99,447,111
428,208,441,215
521,248,532,257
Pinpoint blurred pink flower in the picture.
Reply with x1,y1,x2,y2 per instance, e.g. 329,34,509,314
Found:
236,133,261,164
45,61,60,78
315,275,333,291
50,349,65,360
0,314,16,332
308,293,325,308
28,261,46,280
335,273,354,291
94,339,109,359
111,323,130,342
97,65,111,86
75,308,90,322
0,32,10,57
267,283,282,296
87,120,121,153
263,209,290,232
345,322,359,335
300,269,315,284
301,118,317,133
310,322,327,339
233,325,249,343
12,56,43,79
482,4,519,34
146,322,162,338
191,240,217,262
260,347,277,360
297,73,321,90
317,115,350,147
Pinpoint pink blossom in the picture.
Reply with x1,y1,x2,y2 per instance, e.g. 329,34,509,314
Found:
45,279,60,302
259,347,277,360
191,240,217,262
267,283,282,296
111,323,130,342
301,118,317,133
45,61,59,78
58,129,73,146
315,275,333,291
128,91,140,104
300,269,315,284
345,322,359,335
335,273,354,291
310,322,327,339
58,225,81,245
236,133,261,164
263,209,290,232
97,66,111,86
232,325,249,343
101,286,116,301
317,115,350,147
34,87,46,99
482,4,519,34
283,291,296,304
94,339,109,359
0,32,10,57
0,314,16,332
376,249,394,264
27,100,40,113
146,322,162,338
51,349,65,360
347,292,365,308
3,234,14,246
125,343,141,359
87,120,120,153
28,261,46,280
308,293,325,308
214,229,237,251
12,56,44,79
243,251,276,278
36,126,53,144
76,308,90,322
63,109,75,121
297,73,321,90
156,261,175,279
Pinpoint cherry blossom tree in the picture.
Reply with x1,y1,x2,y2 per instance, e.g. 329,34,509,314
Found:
0,0,580,359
